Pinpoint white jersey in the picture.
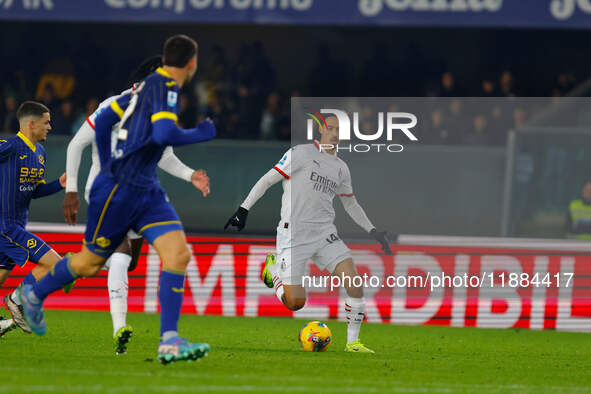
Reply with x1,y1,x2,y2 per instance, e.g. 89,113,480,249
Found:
273,142,353,248
66,89,193,201
66,89,131,200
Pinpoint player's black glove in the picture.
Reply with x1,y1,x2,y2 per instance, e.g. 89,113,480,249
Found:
370,228,393,255
224,207,249,231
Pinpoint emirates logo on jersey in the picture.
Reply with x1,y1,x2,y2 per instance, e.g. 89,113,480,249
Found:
310,171,337,196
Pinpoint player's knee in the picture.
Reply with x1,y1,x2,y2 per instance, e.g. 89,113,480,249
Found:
36,259,54,271
162,246,191,270
285,297,306,311
31,264,50,276
72,249,107,277
77,259,104,277
177,246,191,266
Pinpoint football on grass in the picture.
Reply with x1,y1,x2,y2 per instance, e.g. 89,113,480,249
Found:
298,321,332,352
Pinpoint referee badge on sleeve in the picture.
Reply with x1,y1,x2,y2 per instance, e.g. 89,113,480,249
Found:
167,91,178,107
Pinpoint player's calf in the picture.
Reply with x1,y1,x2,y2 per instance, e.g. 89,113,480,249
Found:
260,254,306,310
32,249,63,280
70,247,108,277
283,285,306,311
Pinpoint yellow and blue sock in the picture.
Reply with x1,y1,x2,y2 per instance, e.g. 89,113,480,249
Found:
31,256,79,302
159,269,185,342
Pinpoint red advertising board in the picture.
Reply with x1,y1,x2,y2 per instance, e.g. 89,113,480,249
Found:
3,232,590,331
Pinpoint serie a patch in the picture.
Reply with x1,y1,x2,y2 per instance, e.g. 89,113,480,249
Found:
167,91,178,107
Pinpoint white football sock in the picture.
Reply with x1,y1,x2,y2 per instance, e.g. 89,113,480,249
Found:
108,252,131,336
345,297,365,344
268,262,285,304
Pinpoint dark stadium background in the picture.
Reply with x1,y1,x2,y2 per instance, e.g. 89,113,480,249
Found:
2,21,591,238
2,3,591,391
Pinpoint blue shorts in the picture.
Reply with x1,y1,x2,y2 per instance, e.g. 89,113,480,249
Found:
84,173,184,258
0,225,52,271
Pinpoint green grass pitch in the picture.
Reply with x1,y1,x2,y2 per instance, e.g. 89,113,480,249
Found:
1,310,590,393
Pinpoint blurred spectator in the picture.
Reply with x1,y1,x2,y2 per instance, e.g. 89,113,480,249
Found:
565,180,591,240
358,105,378,140
40,85,58,114
250,41,275,100
423,108,449,144
234,84,259,138
208,45,230,83
51,99,76,135
481,77,497,97
7,70,30,101
178,94,198,129
0,34,583,146
439,72,457,97
195,45,230,115
463,114,489,145
553,72,576,97
309,45,347,97
488,105,512,146
499,71,516,97
260,92,280,140
513,107,528,129
35,59,76,101
2,96,19,134
444,99,465,144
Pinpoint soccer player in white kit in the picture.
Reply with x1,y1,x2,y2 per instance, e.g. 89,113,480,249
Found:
63,57,210,354
225,115,391,353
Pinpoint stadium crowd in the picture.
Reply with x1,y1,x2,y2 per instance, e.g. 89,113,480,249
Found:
0,41,580,146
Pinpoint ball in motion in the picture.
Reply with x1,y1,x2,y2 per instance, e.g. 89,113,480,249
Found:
298,321,332,352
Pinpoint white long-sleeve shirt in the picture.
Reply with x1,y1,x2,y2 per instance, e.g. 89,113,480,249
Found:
240,142,375,247
66,90,194,201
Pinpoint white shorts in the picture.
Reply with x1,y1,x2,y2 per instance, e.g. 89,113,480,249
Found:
276,232,352,286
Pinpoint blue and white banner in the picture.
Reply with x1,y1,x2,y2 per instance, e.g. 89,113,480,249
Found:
1,0,591,29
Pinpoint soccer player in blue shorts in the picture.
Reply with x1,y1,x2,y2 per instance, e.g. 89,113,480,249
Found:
18,35,217,364
0,101,68,334
64,55,210,355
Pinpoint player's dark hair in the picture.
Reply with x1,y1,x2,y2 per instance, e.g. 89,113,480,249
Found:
130,55,163,85
16,101,49,121
314,114,337,133
163,35,198,68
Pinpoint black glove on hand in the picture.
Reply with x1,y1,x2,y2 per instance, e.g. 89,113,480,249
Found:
370,228,393,255
224,207,249,231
